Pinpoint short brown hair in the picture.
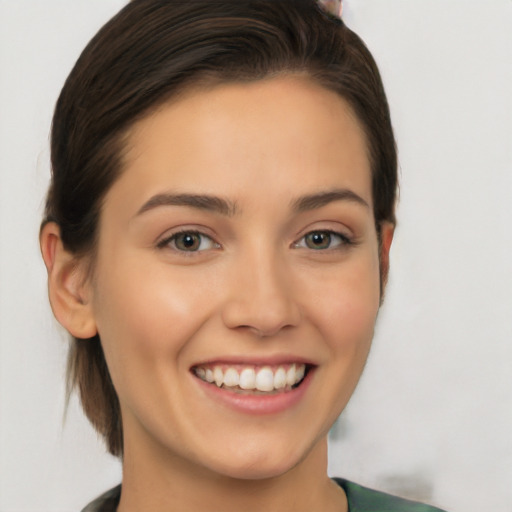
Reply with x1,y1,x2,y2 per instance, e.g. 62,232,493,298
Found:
43,0,397,456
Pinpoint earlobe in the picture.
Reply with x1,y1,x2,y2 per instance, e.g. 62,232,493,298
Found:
40,222,97,339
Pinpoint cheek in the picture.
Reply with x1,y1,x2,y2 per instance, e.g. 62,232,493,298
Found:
90,258,217,384
305,254,381,351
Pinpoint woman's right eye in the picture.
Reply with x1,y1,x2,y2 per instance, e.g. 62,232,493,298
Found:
157,231,220,252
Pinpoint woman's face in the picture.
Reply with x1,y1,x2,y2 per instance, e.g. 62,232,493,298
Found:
86,76,392,479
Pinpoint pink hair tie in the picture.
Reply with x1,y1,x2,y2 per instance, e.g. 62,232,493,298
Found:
318,0,342,18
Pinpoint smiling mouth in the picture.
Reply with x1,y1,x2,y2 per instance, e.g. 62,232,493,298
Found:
192,363,310,395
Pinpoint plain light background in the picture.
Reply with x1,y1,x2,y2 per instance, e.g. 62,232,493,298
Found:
0,1,511,511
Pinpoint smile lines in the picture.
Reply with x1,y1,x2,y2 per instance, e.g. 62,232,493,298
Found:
193,363,307,393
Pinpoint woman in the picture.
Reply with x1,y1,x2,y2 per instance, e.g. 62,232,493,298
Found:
40,0,447,510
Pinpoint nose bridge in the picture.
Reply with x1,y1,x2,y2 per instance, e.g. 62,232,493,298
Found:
221,238,300,336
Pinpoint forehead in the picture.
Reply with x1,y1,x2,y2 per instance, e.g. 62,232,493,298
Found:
111,75,372,214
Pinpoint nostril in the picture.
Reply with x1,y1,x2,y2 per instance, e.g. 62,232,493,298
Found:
244,323,294,339
247,325,274,338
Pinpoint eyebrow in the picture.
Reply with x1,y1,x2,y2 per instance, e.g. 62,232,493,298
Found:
136,193,238,217
291,189,370,212
135,188,368,218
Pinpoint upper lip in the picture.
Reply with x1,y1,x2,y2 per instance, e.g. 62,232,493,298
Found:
190,354,317,369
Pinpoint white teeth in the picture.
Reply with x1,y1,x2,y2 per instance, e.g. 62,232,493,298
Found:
239,368,256,389
223,368,239,387
273,367,287,389
286,364,297,386
195,363,307,392
213,367,224,387
255,367,275,392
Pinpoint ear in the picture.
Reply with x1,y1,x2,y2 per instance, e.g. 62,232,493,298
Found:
379,221,395,293
40,222,97,339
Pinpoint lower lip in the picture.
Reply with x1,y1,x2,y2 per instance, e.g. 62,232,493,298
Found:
193,368,315,415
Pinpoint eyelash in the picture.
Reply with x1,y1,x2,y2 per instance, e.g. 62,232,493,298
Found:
293,230,353,251
157,229,353,253
157,230,220,253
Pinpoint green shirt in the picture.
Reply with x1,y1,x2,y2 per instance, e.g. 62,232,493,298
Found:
333,478,446,511
82,478,447,511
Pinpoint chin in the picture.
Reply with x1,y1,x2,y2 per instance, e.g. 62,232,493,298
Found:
214,460,297,481
202,439,314,482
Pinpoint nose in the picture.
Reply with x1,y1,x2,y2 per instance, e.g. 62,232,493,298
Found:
221,249,301,338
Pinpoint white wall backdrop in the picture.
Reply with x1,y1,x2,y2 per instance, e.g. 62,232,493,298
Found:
0,1,510,511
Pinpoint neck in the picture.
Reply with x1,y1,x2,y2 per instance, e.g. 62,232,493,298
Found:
117,433,346,512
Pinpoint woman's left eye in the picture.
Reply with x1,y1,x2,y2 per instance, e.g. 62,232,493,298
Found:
158,231,219,252
294,230,351,250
